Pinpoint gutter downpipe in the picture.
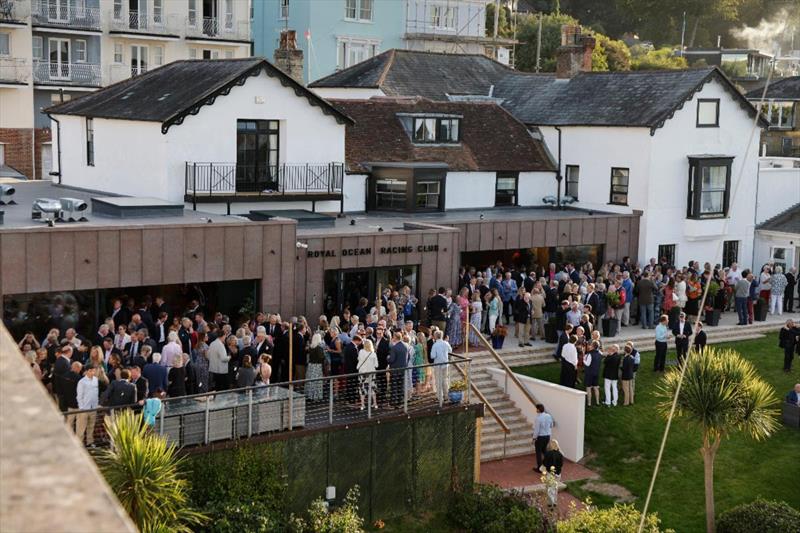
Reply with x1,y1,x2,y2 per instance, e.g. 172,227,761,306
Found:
46,113,62,184
554,126,563,209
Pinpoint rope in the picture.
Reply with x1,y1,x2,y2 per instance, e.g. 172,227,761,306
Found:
637,65,775,533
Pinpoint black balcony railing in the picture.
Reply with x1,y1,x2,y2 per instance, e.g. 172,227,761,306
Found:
185,162,345,205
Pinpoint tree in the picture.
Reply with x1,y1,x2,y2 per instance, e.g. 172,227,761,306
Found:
485,3,513,39
656,347,779,533
630,46,688,70
96,410,208,533
515,12,580,72
594,34,632,71
558,503,672,533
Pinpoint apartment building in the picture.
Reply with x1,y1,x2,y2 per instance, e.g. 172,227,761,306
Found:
0,0,252,180
252,0,514,86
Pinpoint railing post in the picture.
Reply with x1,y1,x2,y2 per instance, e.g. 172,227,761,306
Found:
192,163,197,211
204,395,210,444
208,163,213,196
305,162,309,194
328,379,334,424
367,378,372,419
288,384,294,430
247,388,253,438
159,401,165,436
439,363,444,408
403,368,408,414
282,163,286,195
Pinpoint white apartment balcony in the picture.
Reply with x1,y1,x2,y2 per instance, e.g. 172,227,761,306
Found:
185,17,250,42
0,58,29,84
107,63,148,84
33,60,101,87
109,9,180,36
31,1,101,31
0,0,30,25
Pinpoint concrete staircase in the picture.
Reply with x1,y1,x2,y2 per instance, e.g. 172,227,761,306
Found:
469,320,779,462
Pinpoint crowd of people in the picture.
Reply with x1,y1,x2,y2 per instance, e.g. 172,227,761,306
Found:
15,254,798,446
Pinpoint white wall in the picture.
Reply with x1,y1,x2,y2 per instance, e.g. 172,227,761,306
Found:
518,171,556,206
644,78,761,268
755,166,800,224
54,115,168,197
753,232,798,272
163,69,347,202
445,171,496,209
343,173,367,212
310,87,385,100
486,367,585,462
539,125,647,216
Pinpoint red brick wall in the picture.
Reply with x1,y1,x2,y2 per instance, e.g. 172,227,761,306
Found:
0,128,34,179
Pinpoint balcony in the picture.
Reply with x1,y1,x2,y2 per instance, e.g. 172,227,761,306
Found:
31,1,100,31
107,63,148,84
0,58,29,84
185,17,250,42
185,162,345,206
0,0,30,24
109,10,180,36
33,61,101,87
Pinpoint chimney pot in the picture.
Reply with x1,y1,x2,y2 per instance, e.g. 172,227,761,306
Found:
274,29,304,84
556,25,595,79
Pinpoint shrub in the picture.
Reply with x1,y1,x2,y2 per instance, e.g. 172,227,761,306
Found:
289,486,365,533
448,484,550,533
716,498,800,533
558,503,672,533
206,500,280,533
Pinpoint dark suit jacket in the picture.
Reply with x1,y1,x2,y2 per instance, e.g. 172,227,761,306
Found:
388,342,407,369
53,356,71,395
265,323,281,338
142,363,168,394
132,376,149,402
124,340,144,359
62,371,81,409
693,330,707,351
112,308,132,330
672,321,692,339
343,342,359,374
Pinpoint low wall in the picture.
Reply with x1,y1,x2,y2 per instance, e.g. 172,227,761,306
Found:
185,406,478,522
486,367,585,462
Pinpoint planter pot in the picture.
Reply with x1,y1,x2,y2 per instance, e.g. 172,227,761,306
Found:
754,299,768,322
448,391,463,404
544,323,559,344
602,317,619,337
491,336,505,349
705,309,720,326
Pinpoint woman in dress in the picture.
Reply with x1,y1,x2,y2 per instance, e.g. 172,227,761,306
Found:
167,355,187,398
357,339,378,410
684,272,702,321
674,273,688,311
257,354,272,385
193,333,210,393
415,331,429,392
469,291,482,347
487,288,502,334
235,355,257,388
305,333,325,401
446,293,463,348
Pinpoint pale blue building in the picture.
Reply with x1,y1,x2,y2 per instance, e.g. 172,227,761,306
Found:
252,0,405,85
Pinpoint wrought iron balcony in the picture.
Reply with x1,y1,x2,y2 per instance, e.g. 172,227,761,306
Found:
185,162,345,206
0,58,29,84
31,1,100,30
109,9,179,35
185,17,250,42
33,61,101,86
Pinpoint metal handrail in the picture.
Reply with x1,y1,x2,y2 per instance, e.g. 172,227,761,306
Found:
468,323,539,408
453,362,510,433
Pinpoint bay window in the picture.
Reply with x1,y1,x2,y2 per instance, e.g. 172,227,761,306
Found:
687,156,733,219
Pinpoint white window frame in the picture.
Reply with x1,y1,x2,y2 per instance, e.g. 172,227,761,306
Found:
336,36,380,70
113,0,123,20
153,0,163,24
224,0,233,29
113,42,123,64
279,0,289,19
0,32,10,57
130,44,148,76
345,0,372,22
153,45,164,66
32,36,43,59
431,5,457,30
75,0,87,18
188,0,197,27
74,39,87,63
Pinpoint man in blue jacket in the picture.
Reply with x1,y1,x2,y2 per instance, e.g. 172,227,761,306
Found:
500,271,518,325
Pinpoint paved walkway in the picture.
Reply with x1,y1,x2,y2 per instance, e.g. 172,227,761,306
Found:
480,453,597,519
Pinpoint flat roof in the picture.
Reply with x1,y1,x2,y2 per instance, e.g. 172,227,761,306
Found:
296,206,634,237
0,181,286,231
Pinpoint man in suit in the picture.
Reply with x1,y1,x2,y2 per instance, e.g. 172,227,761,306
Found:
101,337,121,365
672,312,692,364
53,346,74,412
427,288,449,332
153,312,169,351
143,353,169,393
129,366,149,406
693,322,707,353
272,324,290,383
95,324,111,347
240,335,258,363
124,330,146,366
150,296,169,324
63,361,83,432
265,315,281,339
253,327,271,357
786,383,800,406
387,332,408,408
136,304,155,337
343,335,361,403
111,298,131,331
103,369,137,407
374,326,391,404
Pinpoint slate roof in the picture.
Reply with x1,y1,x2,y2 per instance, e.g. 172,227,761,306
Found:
311,50,767,132
756,203,800,234
45,58,352,132
745,76,800,101
329,97,555,173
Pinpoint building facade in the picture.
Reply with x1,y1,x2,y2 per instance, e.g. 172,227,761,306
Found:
252,0,512,86
746,76,800,158
0,0,252,180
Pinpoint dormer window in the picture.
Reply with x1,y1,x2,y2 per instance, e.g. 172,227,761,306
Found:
412,117,460,143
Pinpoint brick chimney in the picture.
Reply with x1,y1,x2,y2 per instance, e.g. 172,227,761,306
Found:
273,29,304,84
556,25,595,79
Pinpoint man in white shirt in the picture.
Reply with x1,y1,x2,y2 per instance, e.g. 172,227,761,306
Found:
75,366,99,447
559,335,578,388
430,330,452,405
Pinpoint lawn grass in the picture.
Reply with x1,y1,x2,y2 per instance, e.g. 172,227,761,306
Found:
514,333,800,533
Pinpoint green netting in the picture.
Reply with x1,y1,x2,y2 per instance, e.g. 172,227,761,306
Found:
413,414,454,508
328,426,374,516
285,432,328,515
370,421,413,521
451,409,477,490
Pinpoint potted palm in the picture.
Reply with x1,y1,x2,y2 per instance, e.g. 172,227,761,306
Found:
448,380,467,404
703,281,721,326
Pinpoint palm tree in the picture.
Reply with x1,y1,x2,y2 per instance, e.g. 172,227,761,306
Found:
657,347,779,533
96,410,207,533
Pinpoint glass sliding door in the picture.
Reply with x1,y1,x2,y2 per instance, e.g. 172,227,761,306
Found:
48,38,70,80
236,120,279,193
130,45,148,76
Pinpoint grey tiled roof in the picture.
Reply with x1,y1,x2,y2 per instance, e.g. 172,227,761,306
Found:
45,58,352,131
756,203,800,234
745,76,800,100
311,49,766,131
